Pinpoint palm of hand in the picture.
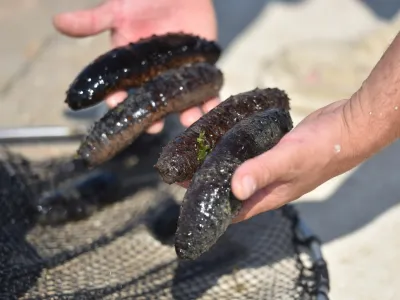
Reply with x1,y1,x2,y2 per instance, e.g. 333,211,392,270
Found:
54,0,216,45
53,0,218,132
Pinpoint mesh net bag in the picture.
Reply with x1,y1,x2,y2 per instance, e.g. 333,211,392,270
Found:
0,117,330,300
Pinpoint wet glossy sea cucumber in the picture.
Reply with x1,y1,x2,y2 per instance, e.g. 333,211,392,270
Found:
76,62,223,167
65,33,221,110
154,88,290,184
174,108,293,260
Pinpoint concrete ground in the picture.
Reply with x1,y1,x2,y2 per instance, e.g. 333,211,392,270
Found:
0,0,399,299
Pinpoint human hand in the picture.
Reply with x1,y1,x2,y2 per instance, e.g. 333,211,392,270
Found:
53,0,219,133
230,99,363,222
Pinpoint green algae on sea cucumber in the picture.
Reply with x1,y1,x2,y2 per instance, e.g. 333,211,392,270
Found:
155,88,291,184
196,130,211,162
175,108,293,260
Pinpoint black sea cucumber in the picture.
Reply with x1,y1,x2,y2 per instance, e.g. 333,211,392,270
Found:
76,62,223,167
36,171,120,225
174,108,293,260
154,88,290,184
65,33,221,110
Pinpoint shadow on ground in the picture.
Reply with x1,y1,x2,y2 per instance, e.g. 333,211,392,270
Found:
362,0,400,20
295,140,400,244
214,0,400,49
213,0,304,49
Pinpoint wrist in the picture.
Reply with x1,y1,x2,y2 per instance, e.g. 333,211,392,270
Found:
338,31,400,167
340,84,399,169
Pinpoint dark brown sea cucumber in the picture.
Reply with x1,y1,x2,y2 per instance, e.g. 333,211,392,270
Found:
174,108,293,260
76,62,223,167
65,33,221,110
154,88,290,184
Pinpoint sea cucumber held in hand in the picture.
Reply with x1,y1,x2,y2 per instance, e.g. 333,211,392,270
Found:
65,33,222,110
76,62,223,167
174,108,293,260
154,88,290,184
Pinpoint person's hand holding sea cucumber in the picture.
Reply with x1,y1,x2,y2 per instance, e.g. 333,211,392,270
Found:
231,31,400,222
53,0,219,133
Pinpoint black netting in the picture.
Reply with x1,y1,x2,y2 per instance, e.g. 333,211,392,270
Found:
0,118,329,300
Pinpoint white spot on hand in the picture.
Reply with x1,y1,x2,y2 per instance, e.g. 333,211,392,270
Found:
334,144,341,153
395,106,398,110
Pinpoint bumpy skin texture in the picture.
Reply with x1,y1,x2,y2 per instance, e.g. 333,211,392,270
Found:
174,108,294,260
77,62,223,167
154,88,290,184
65,33,221,110
36,171,120,225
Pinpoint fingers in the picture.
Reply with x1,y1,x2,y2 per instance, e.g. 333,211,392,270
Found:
176,180,191,189
53,1,115,37
105,94,220,134
146,121,164,134
105,90,165,134
105,90,128,108
201,97,221,113
232,184,286,223
180,107,204,127
104,88,221,136
180,97,221,127
231,140,295,201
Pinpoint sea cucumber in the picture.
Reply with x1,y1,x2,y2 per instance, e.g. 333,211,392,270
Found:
35,171,120,225
65,33,221,110
154,88,290,184
76,62,223,167
174,108,293,260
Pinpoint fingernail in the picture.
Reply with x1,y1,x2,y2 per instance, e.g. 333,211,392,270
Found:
240,175,256,199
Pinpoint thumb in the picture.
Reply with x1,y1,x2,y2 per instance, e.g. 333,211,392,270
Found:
231,140,295,200
53,1,115,37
